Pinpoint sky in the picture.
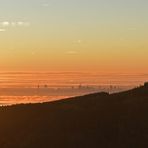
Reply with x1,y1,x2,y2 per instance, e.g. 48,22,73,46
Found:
0,0,148,73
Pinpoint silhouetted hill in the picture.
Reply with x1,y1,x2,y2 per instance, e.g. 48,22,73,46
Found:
0,85,148,147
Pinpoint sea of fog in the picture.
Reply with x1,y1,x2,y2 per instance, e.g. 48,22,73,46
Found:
0,71,147,105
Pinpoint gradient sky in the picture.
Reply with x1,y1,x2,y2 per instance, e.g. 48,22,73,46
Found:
0,0,148,72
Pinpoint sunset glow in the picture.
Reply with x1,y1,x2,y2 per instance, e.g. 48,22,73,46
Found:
0,1,148,105
1,2,148,147
0,0,148,73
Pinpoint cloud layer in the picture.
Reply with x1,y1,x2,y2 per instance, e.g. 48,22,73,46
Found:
0,29,6,32
0,21,30,27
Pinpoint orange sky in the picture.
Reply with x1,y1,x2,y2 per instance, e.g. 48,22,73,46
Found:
0,0,148,73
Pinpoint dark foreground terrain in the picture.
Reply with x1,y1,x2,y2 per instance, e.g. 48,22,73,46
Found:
0,85,148,148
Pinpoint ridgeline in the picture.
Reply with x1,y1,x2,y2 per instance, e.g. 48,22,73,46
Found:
0,83,148,147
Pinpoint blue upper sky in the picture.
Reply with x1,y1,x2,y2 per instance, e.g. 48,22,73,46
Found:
0,0,147,23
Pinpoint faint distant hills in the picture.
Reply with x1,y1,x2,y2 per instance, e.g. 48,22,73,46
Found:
0,84,133,96
0,82,148,147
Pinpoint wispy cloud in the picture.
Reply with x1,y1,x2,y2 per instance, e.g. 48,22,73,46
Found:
1,21,9,27
0,21,30,27
0,28,6,32
66,51,78,55
42,3,49,7
72,40,82,45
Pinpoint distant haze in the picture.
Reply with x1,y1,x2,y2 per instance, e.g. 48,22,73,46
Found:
0,71,147,88
0,71,147,105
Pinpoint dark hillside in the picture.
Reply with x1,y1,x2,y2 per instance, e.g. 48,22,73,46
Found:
0,86,148,148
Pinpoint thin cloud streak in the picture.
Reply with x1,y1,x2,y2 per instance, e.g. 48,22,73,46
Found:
0,29,6,32
66,51,78,55
0,21,31,27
